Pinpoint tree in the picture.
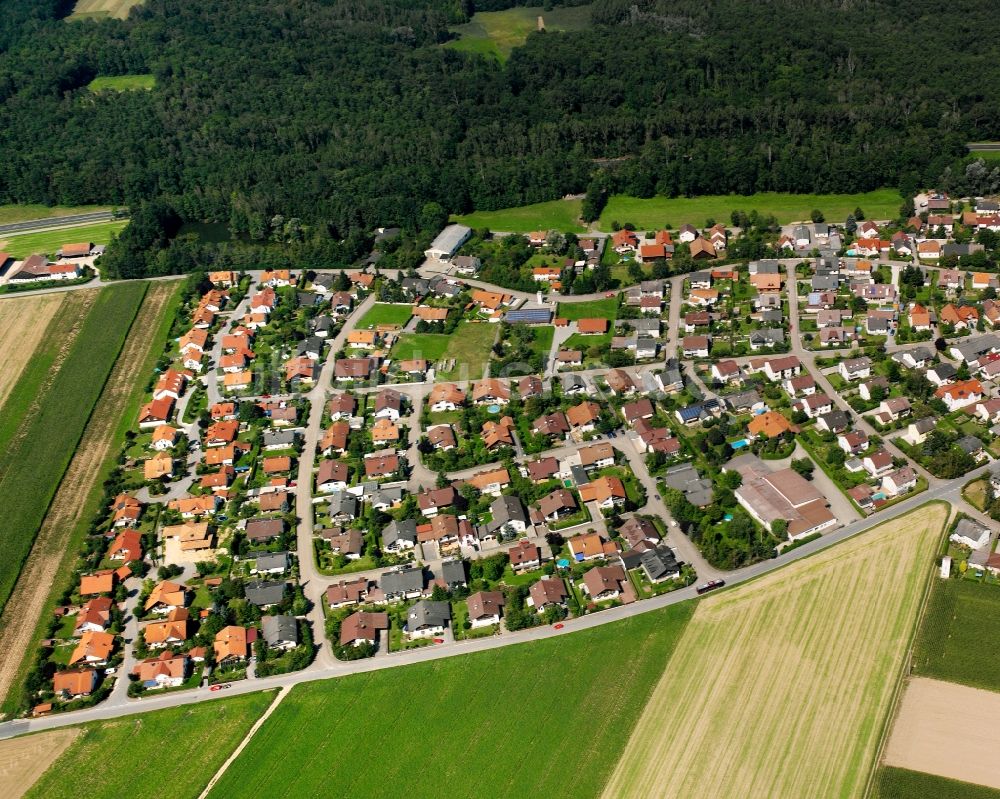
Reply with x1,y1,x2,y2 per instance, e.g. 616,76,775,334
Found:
419,202,447,234
845,214,857,235
854,206,865,220
790,458,815,480
810,209,825,223
770,518,788,539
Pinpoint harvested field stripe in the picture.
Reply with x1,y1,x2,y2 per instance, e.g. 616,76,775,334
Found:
0,294,65,410
0,280,182,713
0,283,146,612
601,503,947,799
0,728,80,799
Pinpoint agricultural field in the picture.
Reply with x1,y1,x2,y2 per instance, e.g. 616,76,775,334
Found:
205,603,694,798
87,74,156,92
598,189,903,229
445,4,593,61
435,321,497,381
0,295,65,409
0,220,127,259
557,296,619,320
0,282,181,713
602,503,947,799
67,0,143,21
0,204,111,225
883,677,1000,792
356,302,413,328
910,577,1000,691
874,767,1000,799
0,283,146,613
23,691,276,799
0,728,79,799
451,198,586,233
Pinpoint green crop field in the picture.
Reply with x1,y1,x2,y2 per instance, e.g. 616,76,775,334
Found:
874,767,1000,799
391,332,451,362
452,198,586,233
357,303,413,328
0,204,112,225
1,220,128,259
436,321,497,381
0,283,146,611
557,296,619,320
24,691,276,799
206,602,693,798
87,74,156,92
445,4,593,61
599,189,903,229
910,577,1000,691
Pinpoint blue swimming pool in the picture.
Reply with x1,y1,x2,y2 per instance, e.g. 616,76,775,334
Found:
487,403,501,413
730,439,749,449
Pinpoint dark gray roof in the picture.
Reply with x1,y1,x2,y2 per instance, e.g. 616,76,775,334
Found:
381,567,424,596
254,551,290,571
262,615,298,647
489,495,527,529
439,560,467,588
818,410,850,432
407,599,451,629
749,328,785,346
640,547,680,582
381,519,417,547
956,435,985,454
263,429,298,448
245,581,287,607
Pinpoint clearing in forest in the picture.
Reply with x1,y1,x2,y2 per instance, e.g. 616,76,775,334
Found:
67,0,143,21
602,503,947,799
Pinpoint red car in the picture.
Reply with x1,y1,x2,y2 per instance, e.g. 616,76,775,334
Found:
605,292,614,297
553,623,565,630
433,638,445,644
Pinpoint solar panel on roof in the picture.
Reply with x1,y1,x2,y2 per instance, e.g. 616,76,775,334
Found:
504,309,553,323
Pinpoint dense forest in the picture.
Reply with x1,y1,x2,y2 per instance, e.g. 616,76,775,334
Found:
1,0,999,276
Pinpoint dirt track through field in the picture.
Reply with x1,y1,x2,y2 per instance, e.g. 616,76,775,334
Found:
0,728,78,798
601,504,947,799
0,295,65,410
884,677,1000,789
0,283,173,711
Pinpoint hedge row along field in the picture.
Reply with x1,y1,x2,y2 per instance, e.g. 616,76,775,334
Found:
206,603,694,798
0,282,146,611
0,281,182,714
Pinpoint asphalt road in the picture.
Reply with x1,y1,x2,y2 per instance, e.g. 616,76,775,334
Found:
0,211,117,236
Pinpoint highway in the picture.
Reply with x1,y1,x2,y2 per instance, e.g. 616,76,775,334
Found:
0,210,119,236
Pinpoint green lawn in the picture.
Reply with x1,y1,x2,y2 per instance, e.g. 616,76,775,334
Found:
87,74,156,92
556,296,619,320
529,325,554,358
436,321,497,381
444,4,593,62
0,204,112,225
451,198,586,233
391,332,450,362
356,303,413,328
873,767,1000,799
0,283,146,611
25,691,276,799
910,577,1000,691
599,189,903,228
2,220,128,259
207,602,693,798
